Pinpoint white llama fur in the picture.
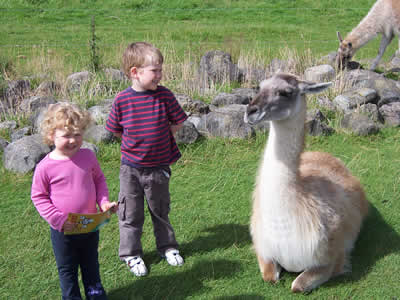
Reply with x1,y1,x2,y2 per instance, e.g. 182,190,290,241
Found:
336,0,400,70
244,73,369,293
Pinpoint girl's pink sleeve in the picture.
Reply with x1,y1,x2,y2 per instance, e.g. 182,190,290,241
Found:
91,154,110,209
31,164,68,232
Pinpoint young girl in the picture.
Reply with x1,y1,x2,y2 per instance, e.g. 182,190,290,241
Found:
31,102,117,300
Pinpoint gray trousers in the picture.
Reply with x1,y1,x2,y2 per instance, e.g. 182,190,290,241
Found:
118,164,179,259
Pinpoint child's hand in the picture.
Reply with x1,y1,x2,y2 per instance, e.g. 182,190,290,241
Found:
63,220,77,232
101,202,118,214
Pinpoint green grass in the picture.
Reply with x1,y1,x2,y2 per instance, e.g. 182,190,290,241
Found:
1,129,400,299
0,0,397,73
1,0,400,299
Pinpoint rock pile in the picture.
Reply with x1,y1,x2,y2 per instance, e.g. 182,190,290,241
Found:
1,50,400,173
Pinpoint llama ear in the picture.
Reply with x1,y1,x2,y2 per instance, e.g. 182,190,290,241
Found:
299,82,332,94
337,31,343,43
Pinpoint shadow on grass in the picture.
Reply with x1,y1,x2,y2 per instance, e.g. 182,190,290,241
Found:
129,223,252,269
107,224,255,299
107,259,246,300
325,203,400,287
214,296,265,300
180,223,252,258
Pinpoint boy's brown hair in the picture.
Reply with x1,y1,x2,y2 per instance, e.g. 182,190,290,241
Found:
122,42,164,78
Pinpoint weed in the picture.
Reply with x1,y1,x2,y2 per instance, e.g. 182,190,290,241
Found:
89,15,101,73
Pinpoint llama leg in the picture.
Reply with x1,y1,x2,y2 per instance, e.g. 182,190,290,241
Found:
257,255,281,283
291,264,334,293
370,33,393,70
332,250,349,276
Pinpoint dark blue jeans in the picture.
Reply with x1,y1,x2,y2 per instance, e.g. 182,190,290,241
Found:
50,228,108,300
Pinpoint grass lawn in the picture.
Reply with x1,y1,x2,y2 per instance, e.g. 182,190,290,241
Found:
1,0,400,299
1,129,400,299
1,0,398,74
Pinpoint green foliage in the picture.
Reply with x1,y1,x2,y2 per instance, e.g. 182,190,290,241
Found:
0,128,11,140
384,71,400,81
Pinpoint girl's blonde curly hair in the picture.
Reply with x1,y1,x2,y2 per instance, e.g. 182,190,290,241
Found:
40,102,93,146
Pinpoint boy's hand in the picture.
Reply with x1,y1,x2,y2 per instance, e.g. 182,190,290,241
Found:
101,202,118,214
63,220,77,232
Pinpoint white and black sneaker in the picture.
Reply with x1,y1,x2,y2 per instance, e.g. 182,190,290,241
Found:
164,249,184,266
125,256,148,276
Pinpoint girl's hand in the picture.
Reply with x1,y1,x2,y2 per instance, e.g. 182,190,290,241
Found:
63,220,77,232
101,202,118,214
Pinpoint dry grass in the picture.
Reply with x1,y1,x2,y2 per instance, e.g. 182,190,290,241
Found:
2,42,357,126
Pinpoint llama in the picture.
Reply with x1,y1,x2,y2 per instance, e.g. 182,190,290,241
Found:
336,0,400,70
244,73,369,293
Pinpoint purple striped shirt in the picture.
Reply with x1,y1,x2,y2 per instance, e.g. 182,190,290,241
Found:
106,86,188,167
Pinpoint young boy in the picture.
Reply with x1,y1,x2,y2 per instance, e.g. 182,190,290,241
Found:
106,42,187,277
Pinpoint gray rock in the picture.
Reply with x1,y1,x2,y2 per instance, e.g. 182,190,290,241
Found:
231,88,257,102
85,125,115,144
198,104,254,139
211,88,256,107
175,120,199,144
211,93,246,106
198,50,243,87
240,66,267,83
304,65,335,82
377,90,400,107
379,102,400,126
0,120,17,131
175,94,209,115
355,103,383,123
81,141,98,154
318,51,337,66
317,96,337,112
187,115,202,130
340,112,380,136
340,69,400,101
333,88,378,112
11,126,33,142
66,71,92,93
389,56,400,69
104,68,128,82
35,81,61,96
88,102,113,124
4,80,31,111
3,134,50,174
306,109,334,136
31,107,48,133
20,95,56,113
0,137,9,151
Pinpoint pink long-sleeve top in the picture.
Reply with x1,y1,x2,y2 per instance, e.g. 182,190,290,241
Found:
31,148,109,232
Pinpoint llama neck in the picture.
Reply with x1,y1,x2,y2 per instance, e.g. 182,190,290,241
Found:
259,100,306,190
346,1,383,50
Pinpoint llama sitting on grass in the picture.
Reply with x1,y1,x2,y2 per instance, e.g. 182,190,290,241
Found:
244,73,369,293
336,0,400,70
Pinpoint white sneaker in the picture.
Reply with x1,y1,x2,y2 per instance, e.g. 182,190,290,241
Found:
125,256,148,276
165,249,184,266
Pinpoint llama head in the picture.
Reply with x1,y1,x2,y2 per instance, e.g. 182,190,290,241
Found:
336,31,354,69
244,73,331,125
